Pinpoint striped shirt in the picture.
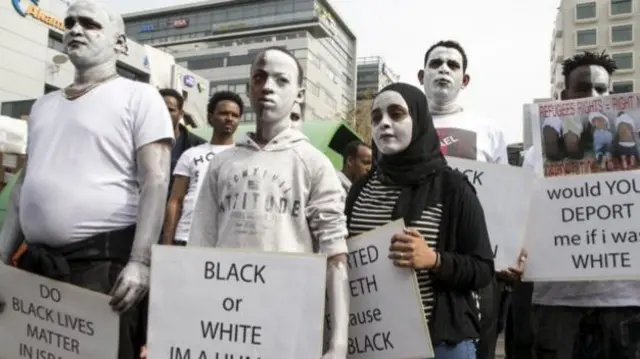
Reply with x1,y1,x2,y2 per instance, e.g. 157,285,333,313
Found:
348,173,442,320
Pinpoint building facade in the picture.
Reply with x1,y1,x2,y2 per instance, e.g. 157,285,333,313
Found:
122,0,357,123
356,56,399,100
0,0,208,124
550,0,638,99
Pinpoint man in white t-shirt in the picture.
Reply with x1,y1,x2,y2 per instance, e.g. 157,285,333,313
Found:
163,91,240,245
418,39,508,359
0,1,173,358
524,51,640,359
188,47,350,359
418,40,507,163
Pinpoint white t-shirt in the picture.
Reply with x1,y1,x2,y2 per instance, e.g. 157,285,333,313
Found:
433,110,508,164
20,77,174,246
173,143,233,242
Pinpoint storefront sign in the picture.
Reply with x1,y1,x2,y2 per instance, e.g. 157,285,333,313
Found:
183,75,195,88
169,18,189,29
12,0,65,32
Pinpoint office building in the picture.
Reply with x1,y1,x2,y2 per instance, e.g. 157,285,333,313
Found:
1,0,209,124
356,56,399,100
122,0,357,123
550,0,638,99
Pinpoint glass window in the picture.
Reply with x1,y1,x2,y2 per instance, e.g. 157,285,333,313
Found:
611,24,633,43
188,57,225,70
244,5,259,18
576,29,597,46
612,52,633,69
47,30,65,52
307,82,320,96
227,54,252,66
1,100,36,118
576,2,596,19
611,0,632,15
612,81,634,93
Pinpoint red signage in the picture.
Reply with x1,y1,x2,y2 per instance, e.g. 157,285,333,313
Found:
169,18,189,28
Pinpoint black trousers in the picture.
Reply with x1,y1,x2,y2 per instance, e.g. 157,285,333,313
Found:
19,227,142,359
505,282,534,359
532,305,640,359
477,278,499,359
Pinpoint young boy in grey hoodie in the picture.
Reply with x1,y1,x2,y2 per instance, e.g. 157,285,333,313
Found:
188,47,350,359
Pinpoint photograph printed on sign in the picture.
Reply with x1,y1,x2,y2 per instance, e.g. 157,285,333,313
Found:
530,92,640,177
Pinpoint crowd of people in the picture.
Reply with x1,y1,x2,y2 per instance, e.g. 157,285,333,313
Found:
0,1,638,359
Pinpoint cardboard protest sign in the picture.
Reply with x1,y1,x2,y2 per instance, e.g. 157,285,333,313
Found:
325,220,433,359
447,157,534,270
147,246,327,359
524,93,640,281
0,265,119,359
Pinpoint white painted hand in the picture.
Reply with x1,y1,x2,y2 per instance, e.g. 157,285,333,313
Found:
109,261,149,314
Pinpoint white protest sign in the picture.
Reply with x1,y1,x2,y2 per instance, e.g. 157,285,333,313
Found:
0,264,119,359
324,219,433,359
447,157,534,270
524,172,640,281
147,246,327,359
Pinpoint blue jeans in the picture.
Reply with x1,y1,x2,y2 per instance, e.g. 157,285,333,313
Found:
435,340,477,359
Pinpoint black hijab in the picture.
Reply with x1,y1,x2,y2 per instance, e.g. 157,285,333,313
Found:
349,83,462,224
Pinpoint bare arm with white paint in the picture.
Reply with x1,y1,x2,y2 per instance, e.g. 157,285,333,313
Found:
305,154,349,358
109,141,171,313
108,83,174,313
0,169,26,265
323,255,349,358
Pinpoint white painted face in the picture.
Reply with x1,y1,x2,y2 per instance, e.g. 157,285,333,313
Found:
589,65,611,97
63,0,125,69
371,90,413,155
290,102,303,130
423,46,465,105
250,50,304,124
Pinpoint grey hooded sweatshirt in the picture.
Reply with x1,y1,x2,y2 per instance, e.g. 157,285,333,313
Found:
188,128,348,257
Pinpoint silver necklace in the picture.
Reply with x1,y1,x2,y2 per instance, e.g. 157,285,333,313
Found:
63,73,119,100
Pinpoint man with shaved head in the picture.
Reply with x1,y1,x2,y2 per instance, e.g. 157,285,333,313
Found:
189,47,350,358
0,1,174,358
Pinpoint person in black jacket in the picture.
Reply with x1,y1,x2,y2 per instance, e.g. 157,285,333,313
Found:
159,88,206,177
345,82,494,358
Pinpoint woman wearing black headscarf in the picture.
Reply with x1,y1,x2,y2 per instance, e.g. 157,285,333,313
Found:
345,83,494,358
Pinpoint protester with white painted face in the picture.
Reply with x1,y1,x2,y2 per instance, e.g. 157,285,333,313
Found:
523,51,640,359
290,102,304,130
188,47,350,359
0,1,173,358
344,83,494,359
163,91,240,246
418,40,510,359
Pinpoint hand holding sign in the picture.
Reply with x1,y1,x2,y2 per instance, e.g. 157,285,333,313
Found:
388,228,438,269
497,249,528,284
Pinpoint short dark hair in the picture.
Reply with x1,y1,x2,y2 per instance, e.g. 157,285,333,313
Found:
207,91,244,116
159,88,184,109
343,140,368,165
424,40,468,72
562,51,617,86
253,46,304,86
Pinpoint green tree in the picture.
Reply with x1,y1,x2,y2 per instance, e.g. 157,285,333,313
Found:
341,89,373,144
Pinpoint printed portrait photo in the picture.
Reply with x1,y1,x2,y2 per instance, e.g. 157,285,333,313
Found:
534,94,640,177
